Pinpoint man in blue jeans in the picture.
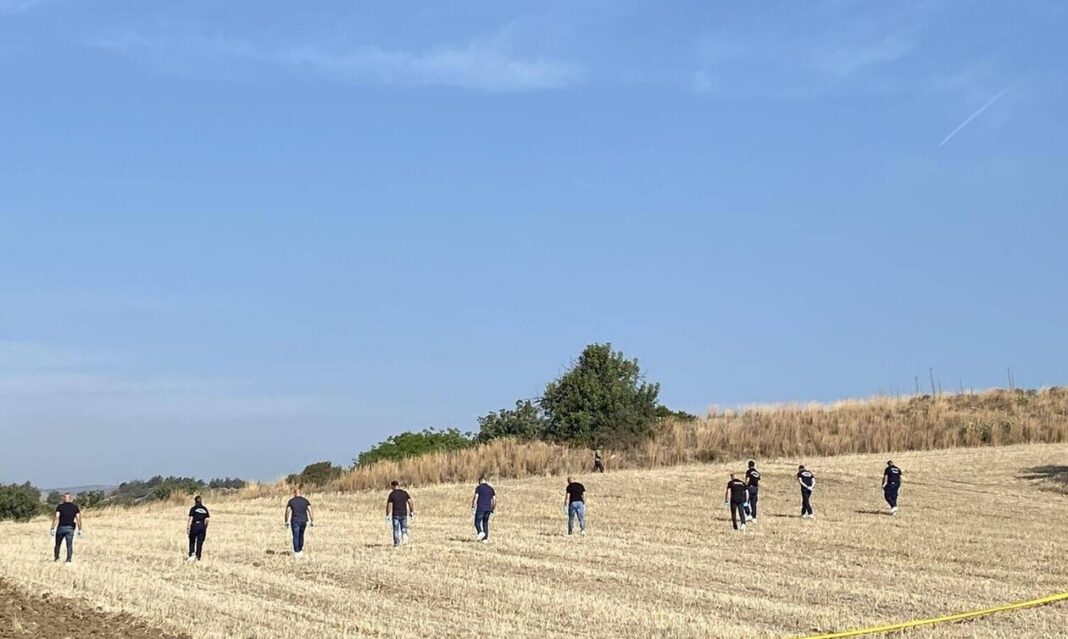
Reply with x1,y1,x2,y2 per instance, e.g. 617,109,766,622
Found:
50,493,82,565
471,476,495,543
386,480,414,546
565,476,587,536
284,487,314,557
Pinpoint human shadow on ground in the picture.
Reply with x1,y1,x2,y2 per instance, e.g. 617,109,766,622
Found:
1018,465,1068,482
855,509,889,516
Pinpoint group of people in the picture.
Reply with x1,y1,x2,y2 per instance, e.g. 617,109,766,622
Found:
723,459,904,531
46,459,903,561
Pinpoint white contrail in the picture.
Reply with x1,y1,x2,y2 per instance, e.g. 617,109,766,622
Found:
938,84,1012,147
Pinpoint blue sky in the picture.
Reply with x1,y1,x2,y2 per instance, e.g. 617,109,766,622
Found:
2,1,1066,486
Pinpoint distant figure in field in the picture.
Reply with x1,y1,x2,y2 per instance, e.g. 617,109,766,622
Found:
187,495,210,561
882,460,903,515
471,476,496,543
564,476,587,536
284,487,314,557
593,449,605,473
724,473,749,531
386,480,414,547
745,460,761,522
796,465,816,519
50,493,82,565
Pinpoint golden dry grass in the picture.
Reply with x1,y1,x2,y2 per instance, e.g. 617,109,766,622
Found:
2,444,1067,638
332,388,1068,492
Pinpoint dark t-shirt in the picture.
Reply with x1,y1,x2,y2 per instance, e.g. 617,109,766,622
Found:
56,503,80,527
745,468,761,488
566,482,585,504
727,478,748,502
797,470,815,490
287,496,311,523
387,489,411,517
884,465,902,486
474,484,495,511
189,505,210,526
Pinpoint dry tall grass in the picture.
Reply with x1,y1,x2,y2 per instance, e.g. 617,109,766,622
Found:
1,444,1066,639
335,387,1068,492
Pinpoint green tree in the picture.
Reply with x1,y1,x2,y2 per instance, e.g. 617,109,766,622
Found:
287,461,343,487
0,482,44,522
46,490,62,507
541,343,661,447
476,400,547,443
355,428,474,466
79,490,108,509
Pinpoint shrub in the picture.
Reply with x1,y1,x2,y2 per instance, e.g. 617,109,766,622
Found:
0,482,43,522
356,429,474,466
287,461,344,487
477,400,547,443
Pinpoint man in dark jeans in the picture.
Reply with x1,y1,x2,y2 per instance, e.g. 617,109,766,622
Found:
593,450,605,473
284,487,314,557
187,495,210,561
471,476,495,543
882,460,903,515
745,460,761,522
724,473,749,531
564,476,587,536
386,481,414,547
50,493,82,564
797,465,816,519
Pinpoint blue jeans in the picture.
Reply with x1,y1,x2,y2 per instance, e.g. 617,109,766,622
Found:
884,484,899,508
568,502,586,534
474,509,492,538
54,526,75,562
391,516,408,545
291,521,307,553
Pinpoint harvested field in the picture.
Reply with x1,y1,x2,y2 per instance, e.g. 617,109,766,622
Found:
1,444,1066,638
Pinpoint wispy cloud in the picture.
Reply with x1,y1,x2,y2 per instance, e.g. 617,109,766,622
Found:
813,36,914,77
0,0,49,15
90,30,583,93
938,84,1012,147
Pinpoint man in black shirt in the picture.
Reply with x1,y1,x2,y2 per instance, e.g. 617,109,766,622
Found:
796,465,816,518
386,481,414,547
745,460,761,522
284,487,314,557
50,493,82,564
724,473,749,531
187,495,210,561
564,476,586,536
882,460,903,515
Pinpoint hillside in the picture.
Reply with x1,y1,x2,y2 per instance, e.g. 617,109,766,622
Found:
1,444,1066,638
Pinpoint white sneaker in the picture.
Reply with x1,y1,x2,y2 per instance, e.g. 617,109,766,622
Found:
476,531,486,541
187,555,197,562
63,561,73,568
740,524,747,532
480,538,489,544
401,532,410,545
580,530,586,536
890,507,898,515
751,518,758,524
294,551,303,559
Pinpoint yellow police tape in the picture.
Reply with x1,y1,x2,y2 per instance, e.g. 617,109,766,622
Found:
797,591,1068,638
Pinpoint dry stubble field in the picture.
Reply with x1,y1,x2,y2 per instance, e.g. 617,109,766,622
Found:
1,444,1066,639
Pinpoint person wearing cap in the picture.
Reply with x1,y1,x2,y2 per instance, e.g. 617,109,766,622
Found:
50,493,82,565
724,473,749,531
796,465,816,518
744,460,761,522
471,476,496,543
187,495,210,561
882,460,903,515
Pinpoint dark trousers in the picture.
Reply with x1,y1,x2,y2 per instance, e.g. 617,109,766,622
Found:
747,486,759,519
884,484,899,508
54,526,75,562
801,489,813,516
188,525,206,559
291,521,308,552
474,509,492,538
593,460,605,473
730,500,747,529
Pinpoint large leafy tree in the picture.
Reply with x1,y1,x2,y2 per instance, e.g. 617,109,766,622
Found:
0,482,43,522
540,343,661,447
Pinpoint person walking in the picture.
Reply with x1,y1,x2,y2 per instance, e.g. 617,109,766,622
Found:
796,465,816,519
592,449,605,473
564,476,587,536
471,476,495,543
50,493,82,565
386,480,414,547
745,460,761,522
882,460,903,515
284,487,314,557
186,495,210,561
724,473,749,531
